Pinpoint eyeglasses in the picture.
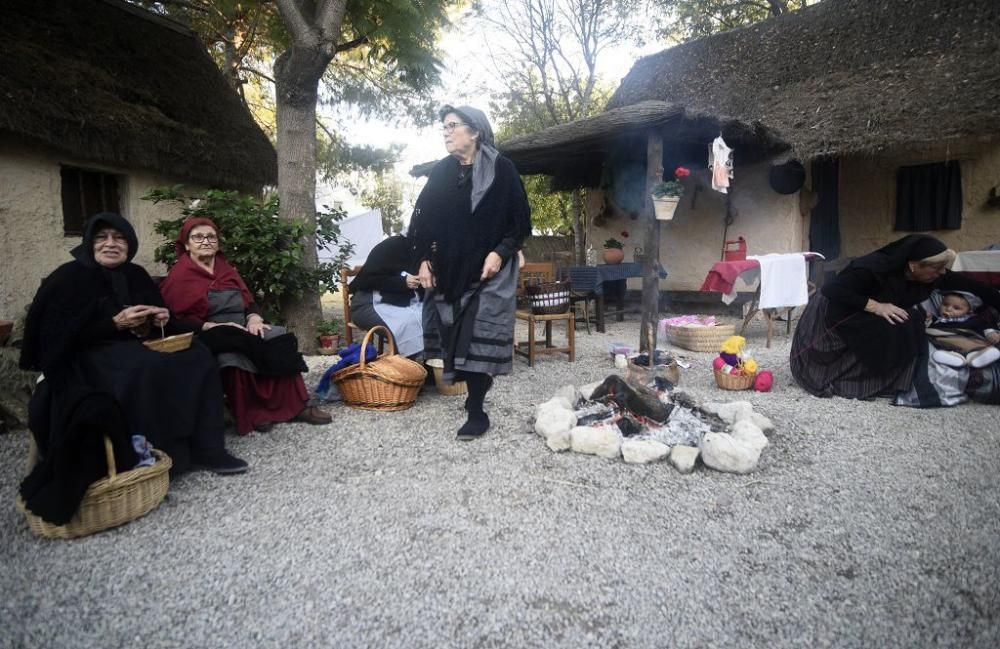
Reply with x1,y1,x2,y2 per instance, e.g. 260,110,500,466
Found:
441,121,468,134
189,233,218,244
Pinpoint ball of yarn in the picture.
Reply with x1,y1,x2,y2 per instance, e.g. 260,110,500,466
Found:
720,352,740,366
754,370,774,392
712,357,726,371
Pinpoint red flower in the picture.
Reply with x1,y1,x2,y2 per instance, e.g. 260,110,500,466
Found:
674,166,691,178
620,231,629,238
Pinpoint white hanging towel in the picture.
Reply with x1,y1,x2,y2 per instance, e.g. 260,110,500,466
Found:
709,136,733,193
747,253,809,309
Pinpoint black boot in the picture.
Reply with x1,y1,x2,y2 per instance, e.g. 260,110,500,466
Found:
192,448,249,475
457,372,492,441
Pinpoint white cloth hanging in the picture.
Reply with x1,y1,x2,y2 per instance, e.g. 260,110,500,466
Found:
709,136,733,194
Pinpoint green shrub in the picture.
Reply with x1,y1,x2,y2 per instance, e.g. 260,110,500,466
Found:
145,188,353,322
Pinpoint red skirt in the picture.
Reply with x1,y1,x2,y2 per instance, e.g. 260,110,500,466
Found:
222,368,307,435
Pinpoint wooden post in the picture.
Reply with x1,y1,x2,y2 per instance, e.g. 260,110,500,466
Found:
639,132,663,354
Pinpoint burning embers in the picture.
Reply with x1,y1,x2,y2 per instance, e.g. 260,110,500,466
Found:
533,374,774,474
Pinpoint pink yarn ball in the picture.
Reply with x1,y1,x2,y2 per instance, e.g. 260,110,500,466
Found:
712,357,726,371
754,370,774,392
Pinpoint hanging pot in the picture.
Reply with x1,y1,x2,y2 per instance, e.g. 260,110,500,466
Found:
651,195,680,220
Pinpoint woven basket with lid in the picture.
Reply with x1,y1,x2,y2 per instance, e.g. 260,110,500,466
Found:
665,324,736,352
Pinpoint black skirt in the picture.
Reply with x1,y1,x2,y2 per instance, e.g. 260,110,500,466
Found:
34,338,227,473
790,294,918,399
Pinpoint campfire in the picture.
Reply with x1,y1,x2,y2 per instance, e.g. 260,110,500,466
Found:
534,358,773,474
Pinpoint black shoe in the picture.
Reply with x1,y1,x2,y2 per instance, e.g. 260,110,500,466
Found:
193,449,249,475
456,412,490,441
254,421,274,433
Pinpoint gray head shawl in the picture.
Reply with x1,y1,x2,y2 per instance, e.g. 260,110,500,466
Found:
440,104,498,213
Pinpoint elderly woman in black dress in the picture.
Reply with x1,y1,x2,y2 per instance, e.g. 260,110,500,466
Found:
408,105,531,440
790,234,1000,399
20,213,247,474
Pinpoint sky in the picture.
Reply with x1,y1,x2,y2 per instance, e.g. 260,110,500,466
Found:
324,6,663,221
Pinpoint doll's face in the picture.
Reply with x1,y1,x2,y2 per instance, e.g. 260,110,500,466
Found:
940,294,971,318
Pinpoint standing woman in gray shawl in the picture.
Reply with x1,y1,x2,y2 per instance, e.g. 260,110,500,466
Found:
409,105,531,440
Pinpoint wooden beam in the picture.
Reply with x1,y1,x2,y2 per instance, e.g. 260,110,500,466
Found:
639,132,663,353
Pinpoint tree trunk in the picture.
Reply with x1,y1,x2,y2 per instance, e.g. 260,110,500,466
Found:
639,133,663,354
571,188,586,265
274,47,332,352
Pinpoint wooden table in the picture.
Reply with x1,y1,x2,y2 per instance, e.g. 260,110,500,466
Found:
701,254,819,347
567,263,645,332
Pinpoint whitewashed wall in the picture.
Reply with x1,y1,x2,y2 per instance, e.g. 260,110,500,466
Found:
837,140,1000,257
587,161,805,292
0,144,194,318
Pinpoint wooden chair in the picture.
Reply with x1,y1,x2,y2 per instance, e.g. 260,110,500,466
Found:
514,262,575,366
339,265,383,352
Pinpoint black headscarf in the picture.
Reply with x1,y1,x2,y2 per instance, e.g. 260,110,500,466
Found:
20,213,163,381
846,234,954,275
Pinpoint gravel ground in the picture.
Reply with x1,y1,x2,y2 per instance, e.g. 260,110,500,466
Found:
2,314,998,649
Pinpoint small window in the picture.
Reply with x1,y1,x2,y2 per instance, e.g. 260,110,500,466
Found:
60,166,121,236
895,161,962,231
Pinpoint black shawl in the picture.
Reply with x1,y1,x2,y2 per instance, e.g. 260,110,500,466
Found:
408,154,531,302
349,235,421,307
19,213,173,387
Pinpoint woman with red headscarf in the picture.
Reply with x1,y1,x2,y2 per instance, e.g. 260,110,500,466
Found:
160,218,331,434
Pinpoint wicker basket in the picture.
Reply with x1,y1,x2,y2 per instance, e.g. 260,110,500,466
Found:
714,369,756,391
665,324,736,352
525,281,571,315
17,436,171,539
330,326,427,411
425,359,467,396
143,332,193,353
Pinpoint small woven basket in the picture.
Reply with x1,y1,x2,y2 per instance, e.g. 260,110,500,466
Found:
525,281,571,315
330,326,427,411
665,324,736,352
426,359,467,396
17,436,171,539
143,332,193,353
714,369,756,391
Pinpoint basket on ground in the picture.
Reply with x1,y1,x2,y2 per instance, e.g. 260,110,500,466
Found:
525,281,570,315
425,359,467,396
666,323,736,352
143,332,193,353
17,436,171,539
714,369,756,391
330,325,427,411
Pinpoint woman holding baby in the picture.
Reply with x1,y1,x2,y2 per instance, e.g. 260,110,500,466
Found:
790,234,1000,399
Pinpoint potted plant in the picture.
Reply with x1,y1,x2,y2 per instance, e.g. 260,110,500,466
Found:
316,319,341,353
650,166,691,220
603,236,625,265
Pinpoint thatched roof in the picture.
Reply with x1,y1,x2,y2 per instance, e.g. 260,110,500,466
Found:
501,0,1000,187
500,101,784,189
0,0,277,191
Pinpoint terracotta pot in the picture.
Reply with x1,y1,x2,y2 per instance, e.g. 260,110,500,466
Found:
318,334,340,350
602,247,625,264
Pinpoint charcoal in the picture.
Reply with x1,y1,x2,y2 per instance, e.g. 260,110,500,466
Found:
573,402,615,426
616,413,642,437
590,375,673,424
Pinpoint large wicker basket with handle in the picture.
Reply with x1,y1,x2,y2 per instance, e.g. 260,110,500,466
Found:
330,326,427,411
17,435,171,539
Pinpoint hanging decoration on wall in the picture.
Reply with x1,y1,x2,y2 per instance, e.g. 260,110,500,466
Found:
769,160,806,195
709,136,733,194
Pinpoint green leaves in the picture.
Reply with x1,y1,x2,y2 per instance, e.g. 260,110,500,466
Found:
146,187,353,322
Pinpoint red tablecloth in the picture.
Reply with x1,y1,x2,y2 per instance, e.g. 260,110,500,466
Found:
700,260,759,295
